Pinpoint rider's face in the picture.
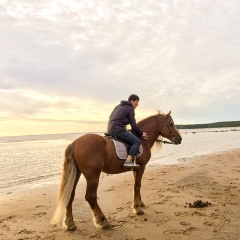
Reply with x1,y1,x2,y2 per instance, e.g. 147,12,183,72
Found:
131,100,139,109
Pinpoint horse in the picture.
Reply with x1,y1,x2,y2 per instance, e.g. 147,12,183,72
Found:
51,111,182,230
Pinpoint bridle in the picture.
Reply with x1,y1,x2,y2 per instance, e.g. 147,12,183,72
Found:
148,115,175,145
162,116,176,143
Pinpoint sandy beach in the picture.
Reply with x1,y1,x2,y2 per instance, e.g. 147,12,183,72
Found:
1,148,240,240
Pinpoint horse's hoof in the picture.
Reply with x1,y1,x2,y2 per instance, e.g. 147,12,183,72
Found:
65,223,77,231
134,208,144,215
94,218,112,229
102,221,112,229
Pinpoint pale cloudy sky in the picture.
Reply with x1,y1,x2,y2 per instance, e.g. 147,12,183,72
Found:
0,0,240,136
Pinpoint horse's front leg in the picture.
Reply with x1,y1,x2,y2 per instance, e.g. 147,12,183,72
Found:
133,166,145,215
139,191,145,207
85,172,111,229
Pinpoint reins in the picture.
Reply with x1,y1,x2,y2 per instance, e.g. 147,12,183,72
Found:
155,138,174,144
147,137,174,144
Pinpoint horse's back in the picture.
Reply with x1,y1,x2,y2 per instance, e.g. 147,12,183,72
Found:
72,134,109,171
75,133,105,144
72,133,126,174
74,133,107,154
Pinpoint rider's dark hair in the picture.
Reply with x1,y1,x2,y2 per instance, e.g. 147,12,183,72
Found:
128,94,140,102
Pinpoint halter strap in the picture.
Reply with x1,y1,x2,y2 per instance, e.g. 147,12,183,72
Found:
147,115,174,144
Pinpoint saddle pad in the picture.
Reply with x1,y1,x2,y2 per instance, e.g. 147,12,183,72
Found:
112,139,143,160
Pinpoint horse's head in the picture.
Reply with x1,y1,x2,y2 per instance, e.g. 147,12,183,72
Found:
158,111,182,145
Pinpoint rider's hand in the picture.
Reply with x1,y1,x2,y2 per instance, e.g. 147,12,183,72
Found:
142,132,148,139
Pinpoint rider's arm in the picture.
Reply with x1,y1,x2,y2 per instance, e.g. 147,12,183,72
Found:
129,109,143,136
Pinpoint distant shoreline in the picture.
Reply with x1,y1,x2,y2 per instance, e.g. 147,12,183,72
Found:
176,120,240,129
1,127,240,143
180,128,240,133
1,120,240,139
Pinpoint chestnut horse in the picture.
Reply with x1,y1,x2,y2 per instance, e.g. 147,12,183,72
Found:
51,111,182,230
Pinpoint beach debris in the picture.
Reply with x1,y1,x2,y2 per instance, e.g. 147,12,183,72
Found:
185,200,211,208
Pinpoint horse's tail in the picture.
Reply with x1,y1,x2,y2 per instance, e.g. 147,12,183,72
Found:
51,142,78,226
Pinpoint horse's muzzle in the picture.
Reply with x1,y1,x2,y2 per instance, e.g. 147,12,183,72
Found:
173,136,182,145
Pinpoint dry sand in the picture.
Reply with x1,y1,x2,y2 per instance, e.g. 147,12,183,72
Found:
1,149,240,240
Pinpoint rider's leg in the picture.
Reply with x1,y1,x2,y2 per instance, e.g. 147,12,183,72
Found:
109,130,141,167
114,131,141,167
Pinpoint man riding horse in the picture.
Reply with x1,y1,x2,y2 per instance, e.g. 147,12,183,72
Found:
51,95,182,230
107,94,148,168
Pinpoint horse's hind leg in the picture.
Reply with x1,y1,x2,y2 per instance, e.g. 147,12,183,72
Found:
65,169,81,230
85,171,111,229
133,167,145,215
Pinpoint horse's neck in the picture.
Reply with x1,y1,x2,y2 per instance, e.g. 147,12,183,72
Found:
138,117,160,148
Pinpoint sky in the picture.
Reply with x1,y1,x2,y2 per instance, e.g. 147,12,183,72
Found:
0,0,240,137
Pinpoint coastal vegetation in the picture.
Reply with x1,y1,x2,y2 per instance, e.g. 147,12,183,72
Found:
176,121,240,129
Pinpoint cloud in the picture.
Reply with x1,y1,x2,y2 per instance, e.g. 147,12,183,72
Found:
0,88,113,124
0,0,240,133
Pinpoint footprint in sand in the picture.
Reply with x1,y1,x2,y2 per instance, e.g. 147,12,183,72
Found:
35,205,46,208
174,211,189,217
203,221,214,226
33,212,47,217
180,222,191,226
0,215,16,223
184,226,199,234
155,211,163,214
164,226,199,236
17,229,36,234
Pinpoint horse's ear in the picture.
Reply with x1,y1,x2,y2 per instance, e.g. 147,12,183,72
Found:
165,111,171,118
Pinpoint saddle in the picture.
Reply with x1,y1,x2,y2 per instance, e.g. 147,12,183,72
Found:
104,133,143,160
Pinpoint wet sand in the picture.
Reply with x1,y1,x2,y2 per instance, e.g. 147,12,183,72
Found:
1,149,240,240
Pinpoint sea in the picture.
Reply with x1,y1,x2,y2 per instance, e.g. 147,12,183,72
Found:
0,128,240,193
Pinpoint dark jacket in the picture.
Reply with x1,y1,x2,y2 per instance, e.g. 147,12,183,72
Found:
107,100,143,136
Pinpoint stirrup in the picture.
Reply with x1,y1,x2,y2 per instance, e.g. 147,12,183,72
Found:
123,158,140,168
133,156,140,169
